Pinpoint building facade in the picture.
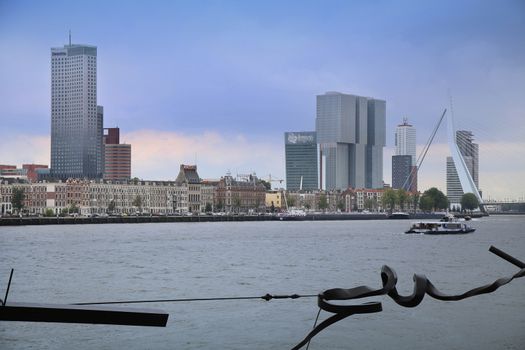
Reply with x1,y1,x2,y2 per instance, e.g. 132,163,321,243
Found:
392,155,417,192
50,42,103,179
392,118,417,192
174,164,202,213
395,118,416,165
215,174,266,213
446,130,480,206
103,127,131,181
316,92,385,190
284,131,318,191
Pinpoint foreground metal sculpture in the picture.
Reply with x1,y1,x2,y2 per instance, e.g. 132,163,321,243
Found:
292,246,525,349
0,269,168,327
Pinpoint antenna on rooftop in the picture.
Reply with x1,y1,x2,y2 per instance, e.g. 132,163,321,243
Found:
68,30,71,46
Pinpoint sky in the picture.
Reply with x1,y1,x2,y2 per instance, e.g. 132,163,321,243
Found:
0,0,524,200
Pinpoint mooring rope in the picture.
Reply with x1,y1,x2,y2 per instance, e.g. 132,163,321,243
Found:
72,293,317,306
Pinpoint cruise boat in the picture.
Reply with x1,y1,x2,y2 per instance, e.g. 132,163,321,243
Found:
405,221,475,234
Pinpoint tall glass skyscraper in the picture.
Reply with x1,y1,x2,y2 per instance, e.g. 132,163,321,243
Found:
316,92,385,190
284,132,318,191
50,42,103,179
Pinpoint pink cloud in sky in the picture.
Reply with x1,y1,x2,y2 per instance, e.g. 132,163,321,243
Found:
1,132,523,200
122,130,285,182
0,135,50,166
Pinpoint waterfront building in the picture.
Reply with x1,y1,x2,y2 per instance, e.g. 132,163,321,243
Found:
103,127,132,181
201,180,217,212
174,164,202,213
50,41,103,179
215,174,266,213
446,130,480,206
392,155,417,192
284,132,318,191
265,191,283,210
316,92,385,190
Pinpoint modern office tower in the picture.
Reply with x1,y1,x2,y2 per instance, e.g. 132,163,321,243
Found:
392,155,417,192
456,130,479,188
50,41,103,179
284,132,318,191
392,118,417,192
103,127,131,181
446,130,480,205
395,118,416,165
316,92,385,190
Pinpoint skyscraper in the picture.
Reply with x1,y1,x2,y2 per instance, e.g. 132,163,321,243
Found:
392,118,417,192
316,92,385,190
446,130,480,205
392,155,417,192
50,41,103,179
284,132,318,191
395,118,416,165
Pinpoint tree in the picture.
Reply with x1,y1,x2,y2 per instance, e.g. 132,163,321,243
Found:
419,195,433,212
382,189,397,212
304,202,311,210
107,200,116,213
286,194,296,208
364,198,376,211
422,187,448,211
396,189,409,211
132,195,142,211
461,193,479,212
205,202,213,213
69,203,79,213
216,200,224,212
232,195,241,212
411,192,420,213
11,187,25,213
318,194,328,211
337,199,345,212
43,208,55,217
259,180,271,191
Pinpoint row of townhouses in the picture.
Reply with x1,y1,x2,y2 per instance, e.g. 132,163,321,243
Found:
1,165,416,216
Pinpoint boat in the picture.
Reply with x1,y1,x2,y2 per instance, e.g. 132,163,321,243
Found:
278,209,307,221
388,212,410,219
405,221,475,234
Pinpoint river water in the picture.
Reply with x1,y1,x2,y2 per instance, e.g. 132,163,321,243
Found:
1,216,524,349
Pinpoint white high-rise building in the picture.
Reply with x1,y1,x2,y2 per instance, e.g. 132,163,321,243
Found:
395,118,416,166
50,40,103,179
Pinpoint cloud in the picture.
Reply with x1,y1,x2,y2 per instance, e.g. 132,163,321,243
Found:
384,141,525,200
123,130,285,182
2,131,523,200
0,135,50,165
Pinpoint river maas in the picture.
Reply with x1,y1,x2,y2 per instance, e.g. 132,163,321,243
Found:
1,216,524,349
